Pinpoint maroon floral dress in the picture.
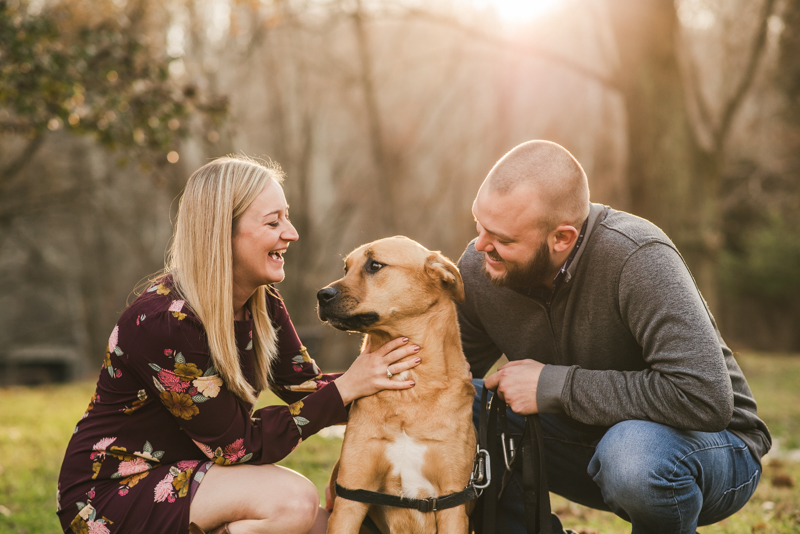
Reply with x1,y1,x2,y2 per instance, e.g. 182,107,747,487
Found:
56,278,347,533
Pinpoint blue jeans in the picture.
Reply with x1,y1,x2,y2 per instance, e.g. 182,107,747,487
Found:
472,380,761,534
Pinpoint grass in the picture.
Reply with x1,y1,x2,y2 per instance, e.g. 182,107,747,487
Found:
0,353,798,533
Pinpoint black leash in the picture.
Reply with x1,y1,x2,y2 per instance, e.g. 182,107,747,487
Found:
479,387,552,534
521,414,552,534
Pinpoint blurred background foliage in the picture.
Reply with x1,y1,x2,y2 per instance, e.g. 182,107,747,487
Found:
1,0,800,381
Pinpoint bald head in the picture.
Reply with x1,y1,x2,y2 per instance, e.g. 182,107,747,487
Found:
485,140,590,231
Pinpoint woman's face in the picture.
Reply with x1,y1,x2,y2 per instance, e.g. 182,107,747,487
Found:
232,179,298,291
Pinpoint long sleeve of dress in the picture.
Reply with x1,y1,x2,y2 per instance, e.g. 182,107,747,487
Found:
118,288,348,467
264,291,344,405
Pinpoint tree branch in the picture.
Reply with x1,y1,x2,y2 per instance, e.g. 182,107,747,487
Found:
715,0,776,150
681,40,715,149
0,134,45,188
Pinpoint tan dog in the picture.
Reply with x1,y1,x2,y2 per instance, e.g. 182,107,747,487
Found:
317,236,476,533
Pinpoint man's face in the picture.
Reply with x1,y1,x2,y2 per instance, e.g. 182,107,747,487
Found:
472,184,554,289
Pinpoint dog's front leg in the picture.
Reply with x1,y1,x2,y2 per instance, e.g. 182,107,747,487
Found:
327,498,371,534
434,506,470,533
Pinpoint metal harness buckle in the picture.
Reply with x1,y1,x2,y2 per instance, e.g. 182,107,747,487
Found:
418,497,438,513
501,432,517,472
472,447,491,490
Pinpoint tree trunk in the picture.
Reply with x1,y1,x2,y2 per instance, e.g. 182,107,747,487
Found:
606,0,720,311
352,0,396,235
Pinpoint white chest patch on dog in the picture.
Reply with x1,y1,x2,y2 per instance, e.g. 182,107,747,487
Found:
386,431,435,499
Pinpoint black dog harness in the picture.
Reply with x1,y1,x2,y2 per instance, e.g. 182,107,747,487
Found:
334,481,482,513
334,441,490,513
334,387,551,533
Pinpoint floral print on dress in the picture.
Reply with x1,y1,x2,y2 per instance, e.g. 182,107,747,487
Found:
288,400,304,415
153,460,200,503
90,438,164,496
121,389,148,415
295,346,320,373
282,346,329,393
192,438,253,466
282,374,330,392
150,351,221,421
68,488,113,534
75,392,100,434
159,391,199,420
83,393,99,419
147,283,171,296
194,375,222,397
168,299,187,321
103,326,123,379
288,399,310,435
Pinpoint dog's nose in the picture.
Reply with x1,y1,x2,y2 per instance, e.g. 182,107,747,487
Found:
317,287,340,304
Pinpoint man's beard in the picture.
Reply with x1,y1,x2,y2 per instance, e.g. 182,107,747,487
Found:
482,240,552,289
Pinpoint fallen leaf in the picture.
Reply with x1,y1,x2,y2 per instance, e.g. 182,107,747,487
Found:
771,473,795,488
768,458,784,469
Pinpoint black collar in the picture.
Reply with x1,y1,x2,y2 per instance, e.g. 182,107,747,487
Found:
552,216,589,289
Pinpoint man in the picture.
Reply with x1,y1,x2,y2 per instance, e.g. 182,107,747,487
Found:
457,140,771,533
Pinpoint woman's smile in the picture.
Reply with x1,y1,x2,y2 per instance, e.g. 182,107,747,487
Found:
268,249,285,263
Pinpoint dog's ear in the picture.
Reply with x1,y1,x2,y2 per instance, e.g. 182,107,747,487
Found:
425,253,465,303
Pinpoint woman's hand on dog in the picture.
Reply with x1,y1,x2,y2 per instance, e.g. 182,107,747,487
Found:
335,337,421,405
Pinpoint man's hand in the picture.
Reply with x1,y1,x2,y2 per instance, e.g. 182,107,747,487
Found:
484,359,545,415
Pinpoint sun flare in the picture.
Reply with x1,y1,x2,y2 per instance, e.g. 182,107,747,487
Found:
478,0,565,22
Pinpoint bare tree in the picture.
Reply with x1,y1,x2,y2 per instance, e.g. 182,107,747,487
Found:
605,0,775,311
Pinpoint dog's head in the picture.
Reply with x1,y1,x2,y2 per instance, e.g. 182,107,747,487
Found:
316,236,464,333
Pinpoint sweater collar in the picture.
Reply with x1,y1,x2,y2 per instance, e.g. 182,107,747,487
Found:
561,203,606,284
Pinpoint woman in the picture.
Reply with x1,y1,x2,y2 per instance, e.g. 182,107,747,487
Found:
57,156,421,534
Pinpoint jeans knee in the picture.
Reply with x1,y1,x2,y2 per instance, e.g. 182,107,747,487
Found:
588,421,686,514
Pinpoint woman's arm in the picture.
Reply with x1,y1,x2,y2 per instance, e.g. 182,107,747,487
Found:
264,290,343,405
264,289,422,407
119,307,348,465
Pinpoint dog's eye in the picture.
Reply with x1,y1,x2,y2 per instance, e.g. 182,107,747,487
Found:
366,260,385,273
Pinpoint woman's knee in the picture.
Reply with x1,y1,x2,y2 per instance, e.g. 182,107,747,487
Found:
284,479,320,522
263,469,320,531
191,464,320,532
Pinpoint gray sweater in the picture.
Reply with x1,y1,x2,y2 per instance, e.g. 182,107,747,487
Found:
457,203,771,461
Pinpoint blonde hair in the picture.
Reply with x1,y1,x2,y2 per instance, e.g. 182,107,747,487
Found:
165,155,285,404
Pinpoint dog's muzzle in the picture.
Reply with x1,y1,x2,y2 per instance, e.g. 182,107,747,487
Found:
316,287,380,331
317,286,340,305
316,287,340,323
